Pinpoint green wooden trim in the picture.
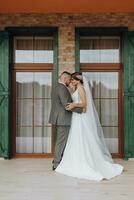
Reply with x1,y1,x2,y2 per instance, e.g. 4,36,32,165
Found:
5,27,57,36
122,29,129,92
53,29,58,84
75,27,128,36
0,31,10,159
122,29,128,160
122,30,134,159
123,153,134,160
123,96,130,159
75,29,80,72
52,30,58,145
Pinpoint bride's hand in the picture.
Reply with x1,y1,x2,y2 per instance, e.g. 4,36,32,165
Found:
66,103,74,111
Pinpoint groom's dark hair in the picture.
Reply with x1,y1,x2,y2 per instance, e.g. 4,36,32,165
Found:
61,71,71,76
59,71,71,79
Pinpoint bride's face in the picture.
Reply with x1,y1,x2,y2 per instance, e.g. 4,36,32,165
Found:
71,78,78,86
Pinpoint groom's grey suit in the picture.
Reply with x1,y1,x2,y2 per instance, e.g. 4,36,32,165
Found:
49,82,82,168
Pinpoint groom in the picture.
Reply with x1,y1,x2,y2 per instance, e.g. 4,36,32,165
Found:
49,71,83,170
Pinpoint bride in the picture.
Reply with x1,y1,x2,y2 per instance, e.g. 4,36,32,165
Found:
55,72,123,181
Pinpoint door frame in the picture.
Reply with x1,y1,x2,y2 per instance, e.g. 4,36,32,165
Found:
6,27,58,158
75,27,127,158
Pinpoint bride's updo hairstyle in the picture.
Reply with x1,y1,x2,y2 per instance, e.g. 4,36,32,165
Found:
71,72,83,84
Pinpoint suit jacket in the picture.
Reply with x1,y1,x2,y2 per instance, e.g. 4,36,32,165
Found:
49,82,82,126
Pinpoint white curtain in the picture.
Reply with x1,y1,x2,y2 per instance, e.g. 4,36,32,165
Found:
80,37,120,63
83,72,119,153
14,36,53,63
16,72,52,153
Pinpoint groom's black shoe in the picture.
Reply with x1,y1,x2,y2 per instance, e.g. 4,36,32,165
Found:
52,166,56,171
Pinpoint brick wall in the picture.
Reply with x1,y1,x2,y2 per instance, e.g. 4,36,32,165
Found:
0,13,134,73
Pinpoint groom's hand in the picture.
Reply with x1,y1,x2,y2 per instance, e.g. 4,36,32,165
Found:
66,103,74,111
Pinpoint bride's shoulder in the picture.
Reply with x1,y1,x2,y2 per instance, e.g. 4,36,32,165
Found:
77,85,85,91
77,85,86,94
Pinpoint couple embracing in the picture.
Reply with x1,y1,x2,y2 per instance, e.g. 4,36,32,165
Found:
49,71,123,181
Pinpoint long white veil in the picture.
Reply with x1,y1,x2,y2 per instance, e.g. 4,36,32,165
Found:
83,76,113,163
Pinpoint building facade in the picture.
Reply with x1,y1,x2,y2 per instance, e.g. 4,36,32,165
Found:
0,12,134,159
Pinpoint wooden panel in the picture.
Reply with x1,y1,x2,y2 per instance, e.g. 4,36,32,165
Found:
13,63,53,71
0,31,9,158
123,31,134,159
81,63,122,71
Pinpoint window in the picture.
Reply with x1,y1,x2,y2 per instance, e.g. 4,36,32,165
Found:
16,72,52,153
79,34,122,157
14,36,53,63
12,36,54,156
80,37,120,63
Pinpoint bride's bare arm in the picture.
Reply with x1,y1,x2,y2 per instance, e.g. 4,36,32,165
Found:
66,86,87,112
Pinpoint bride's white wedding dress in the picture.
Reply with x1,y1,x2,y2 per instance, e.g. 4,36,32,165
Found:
55,76,123,181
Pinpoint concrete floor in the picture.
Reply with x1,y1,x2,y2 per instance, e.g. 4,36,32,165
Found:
0,158,133,200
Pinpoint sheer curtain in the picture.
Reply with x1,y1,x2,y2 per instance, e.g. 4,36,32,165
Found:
80,37,120,63
15,36,53,63
83,72,119,153
16,72,52,153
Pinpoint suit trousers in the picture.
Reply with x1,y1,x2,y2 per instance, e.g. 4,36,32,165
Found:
53,126,70,168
